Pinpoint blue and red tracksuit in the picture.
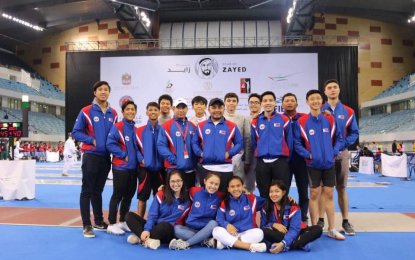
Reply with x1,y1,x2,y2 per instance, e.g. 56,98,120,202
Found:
144,190,191,231
135,121,163,172
283,112,307,164
192,117,243,165
157,117,196,172
185,187,225,230
251,111,291,159
216,193,265,232
321,101,359,151
72,103,118,156
106,118,138,171
260,201,305,251
294,113,344,169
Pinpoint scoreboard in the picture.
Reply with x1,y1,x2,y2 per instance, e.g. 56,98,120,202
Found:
0,122,23,138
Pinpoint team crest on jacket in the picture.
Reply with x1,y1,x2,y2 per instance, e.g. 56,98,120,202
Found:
176,131,181,137
219,130,226,135
323,128,329,133
338,115,345,119
229,210,235,216
259,124,265,130
309,129,315,135
109,118,114,122
178,205,185,210
195,201,201,208
93,116,99,122
243,205,251,211
274,123,280,127
210,205,217,210
125,136,130,141
205,129,211,135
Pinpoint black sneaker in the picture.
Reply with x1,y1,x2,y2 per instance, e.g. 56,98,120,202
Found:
93,221,108,231
317,219,325,229
342,222,356,236
83,225,95,238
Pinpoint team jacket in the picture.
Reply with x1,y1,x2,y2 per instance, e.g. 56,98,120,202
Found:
260,201,303,251
135,120,163,172
157,117,196,172
72,102,118,156
185,187,225,230
106,118,138,171
144,190,191,231
251,111,291,159
192,117,243,165
284,112,308,164
216,193,265,233
321,101,359,151
294,113,344,170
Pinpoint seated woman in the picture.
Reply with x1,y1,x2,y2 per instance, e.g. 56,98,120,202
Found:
210,176,267,253
125,169,190,249
170,172,224,250
261,180,322,253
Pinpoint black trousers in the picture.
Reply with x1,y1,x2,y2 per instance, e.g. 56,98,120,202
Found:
198,166,233,193
288,161,310,221
262,225,322,250
256,158,290,198
80,153,111,226
125,212,175,244
108,169,138,224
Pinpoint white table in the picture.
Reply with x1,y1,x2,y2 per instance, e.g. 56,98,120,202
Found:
0,160,35,200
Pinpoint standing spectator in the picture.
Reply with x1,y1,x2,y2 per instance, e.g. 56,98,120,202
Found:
135,102,164,217
72,80,118,238
192,98,243,192
158,94,173,125
320,79,359,236
251,91,291,198
58,141,64,161
0,138,8,160
157,97,197,189
392,140,397,154
62,133,77,176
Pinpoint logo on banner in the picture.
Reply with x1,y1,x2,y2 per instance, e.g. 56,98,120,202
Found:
121,73,131,85
323,128,329,133
229,210,235,216
240,78,251,94
119,95,134,107
309,129,315,135
195,57,218,79
165,80,173,93
93,116,99,122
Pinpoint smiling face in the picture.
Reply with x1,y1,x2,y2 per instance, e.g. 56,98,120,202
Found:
159,99,172,115
146,105,160,121
306,93,323,111
122,103,137,121
269,184,286,204
208,104,225,121
261,94,276,113
173,104,188,120
169,172,183,193
204,175,220,194
248,96,261,114
227,178,243,199
94,84,110,103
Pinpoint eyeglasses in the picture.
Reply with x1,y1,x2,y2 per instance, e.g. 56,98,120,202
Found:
170,180,183,184
249,101,260,105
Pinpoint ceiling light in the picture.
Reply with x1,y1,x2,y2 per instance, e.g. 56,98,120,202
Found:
1,12,44,31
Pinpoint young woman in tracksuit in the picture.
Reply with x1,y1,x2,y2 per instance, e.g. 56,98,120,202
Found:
125,169,191,250
261,180,322,253
106,101,139,235
211,176,267,253
169,172,224,250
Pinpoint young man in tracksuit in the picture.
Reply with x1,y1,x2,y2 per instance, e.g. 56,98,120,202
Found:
135,102,164,217
282,93,309,223
106,100,139,236
157,97,197,189
192,98,243,192
319,79,359,235
72,80,118,238
294,89,345,241
250,91,292,198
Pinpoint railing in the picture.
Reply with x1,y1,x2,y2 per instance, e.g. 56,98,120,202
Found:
65,35,359,52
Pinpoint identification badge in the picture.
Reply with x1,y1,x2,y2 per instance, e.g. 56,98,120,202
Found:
184,151,189,159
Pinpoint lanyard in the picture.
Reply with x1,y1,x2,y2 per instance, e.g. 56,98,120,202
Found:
174,121,189,153
273,204,282,224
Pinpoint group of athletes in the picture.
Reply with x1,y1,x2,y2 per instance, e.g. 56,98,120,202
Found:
71,78,359,253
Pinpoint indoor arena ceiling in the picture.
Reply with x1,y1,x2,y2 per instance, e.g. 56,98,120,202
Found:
0,0,414,52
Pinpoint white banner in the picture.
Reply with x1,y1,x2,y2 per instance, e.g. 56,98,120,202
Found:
101,53,318,126
359,157,374,175
381,153,407,178
0,160,35,200
46,151,60,162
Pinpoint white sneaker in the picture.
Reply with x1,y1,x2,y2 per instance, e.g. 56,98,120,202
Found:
327,229,345,241
169,239,189,250
249,243,267,253
127,234,140,244
106,224,125,235
144,238,160,250
117,222,131,232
